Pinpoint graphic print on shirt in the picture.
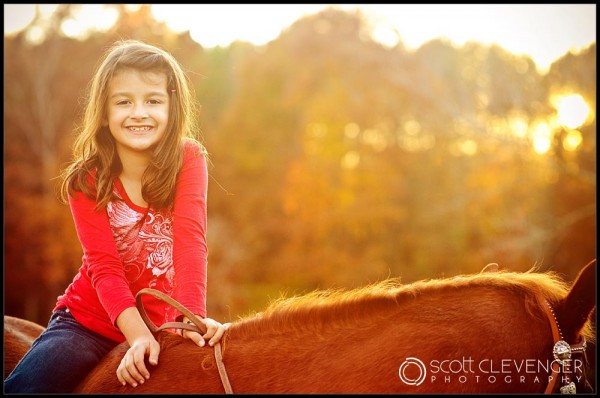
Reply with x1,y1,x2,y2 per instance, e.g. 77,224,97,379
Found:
106,197,175,294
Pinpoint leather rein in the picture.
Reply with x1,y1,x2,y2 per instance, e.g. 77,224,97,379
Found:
135,288,233,394
542,300,588,394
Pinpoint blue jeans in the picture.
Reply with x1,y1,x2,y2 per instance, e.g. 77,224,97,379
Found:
4,308,118,393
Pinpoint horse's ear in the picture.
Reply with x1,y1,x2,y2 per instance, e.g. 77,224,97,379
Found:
480,263,499,273
555,259,596,342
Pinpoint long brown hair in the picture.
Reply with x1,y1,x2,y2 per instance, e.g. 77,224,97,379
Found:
59,39,205,210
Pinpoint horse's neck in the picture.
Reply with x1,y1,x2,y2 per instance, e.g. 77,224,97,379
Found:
222,286,551,393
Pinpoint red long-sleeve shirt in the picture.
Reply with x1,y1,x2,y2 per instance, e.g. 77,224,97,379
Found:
55,140,208,343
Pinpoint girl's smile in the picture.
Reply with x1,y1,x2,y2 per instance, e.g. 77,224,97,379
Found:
125,125,157,138
127,126,153,132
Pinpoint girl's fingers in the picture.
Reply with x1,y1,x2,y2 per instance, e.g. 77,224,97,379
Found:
117,344,156,387
182,329,205,346
118,359,141,387
207,324,226,347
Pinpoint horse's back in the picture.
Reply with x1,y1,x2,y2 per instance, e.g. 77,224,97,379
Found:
75,331,225,393
4,315,45,378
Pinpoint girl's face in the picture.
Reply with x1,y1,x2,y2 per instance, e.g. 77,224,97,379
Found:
105,68,169,160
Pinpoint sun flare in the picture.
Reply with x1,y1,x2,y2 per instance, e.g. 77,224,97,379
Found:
552,94,591,130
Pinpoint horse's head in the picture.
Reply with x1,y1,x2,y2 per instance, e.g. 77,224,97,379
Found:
546,259,596,394
479,260,596,394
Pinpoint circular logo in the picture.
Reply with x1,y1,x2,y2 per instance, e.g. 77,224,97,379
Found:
398,357,427,386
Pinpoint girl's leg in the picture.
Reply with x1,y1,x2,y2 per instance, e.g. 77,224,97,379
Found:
4,308,117,393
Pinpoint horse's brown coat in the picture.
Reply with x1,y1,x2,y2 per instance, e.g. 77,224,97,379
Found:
3,316,45,378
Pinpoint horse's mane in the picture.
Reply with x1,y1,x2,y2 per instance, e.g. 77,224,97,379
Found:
230,267,594,342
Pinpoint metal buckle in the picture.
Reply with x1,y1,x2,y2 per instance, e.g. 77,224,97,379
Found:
553,340,572,364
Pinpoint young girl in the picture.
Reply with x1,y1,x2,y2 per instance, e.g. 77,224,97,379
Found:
4,39,226,393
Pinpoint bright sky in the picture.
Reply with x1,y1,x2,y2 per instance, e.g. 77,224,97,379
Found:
4,4,596,73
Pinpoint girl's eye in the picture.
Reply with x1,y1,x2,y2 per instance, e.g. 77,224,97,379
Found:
116,100,130,105
148,99,162,104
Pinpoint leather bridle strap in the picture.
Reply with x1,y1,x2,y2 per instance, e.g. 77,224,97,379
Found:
135,288,233,394
543,301,562,394
542,300,587,394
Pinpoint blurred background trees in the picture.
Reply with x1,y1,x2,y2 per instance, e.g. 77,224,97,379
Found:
4,5,596,326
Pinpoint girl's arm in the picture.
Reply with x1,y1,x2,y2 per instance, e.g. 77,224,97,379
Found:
173,142,229,348
68,189,137,324
172,140,209,318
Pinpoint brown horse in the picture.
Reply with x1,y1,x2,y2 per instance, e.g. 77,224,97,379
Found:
5,261,596,393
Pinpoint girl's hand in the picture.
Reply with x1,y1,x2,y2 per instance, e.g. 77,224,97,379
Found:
181,316,231,347
116,334,160,388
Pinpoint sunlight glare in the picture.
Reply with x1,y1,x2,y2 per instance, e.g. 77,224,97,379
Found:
61,5,118,39
459,139,478,156
562,130,583,151
4,4,59,36
531,122,553,154
60,18,81,38
80,5,118,31
509,115,529,138
355,4,595,73
38,4,60,15
25,25,45,45
151,4,328,47
151,4,189,32
4,4,36,34
552,94,590,129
